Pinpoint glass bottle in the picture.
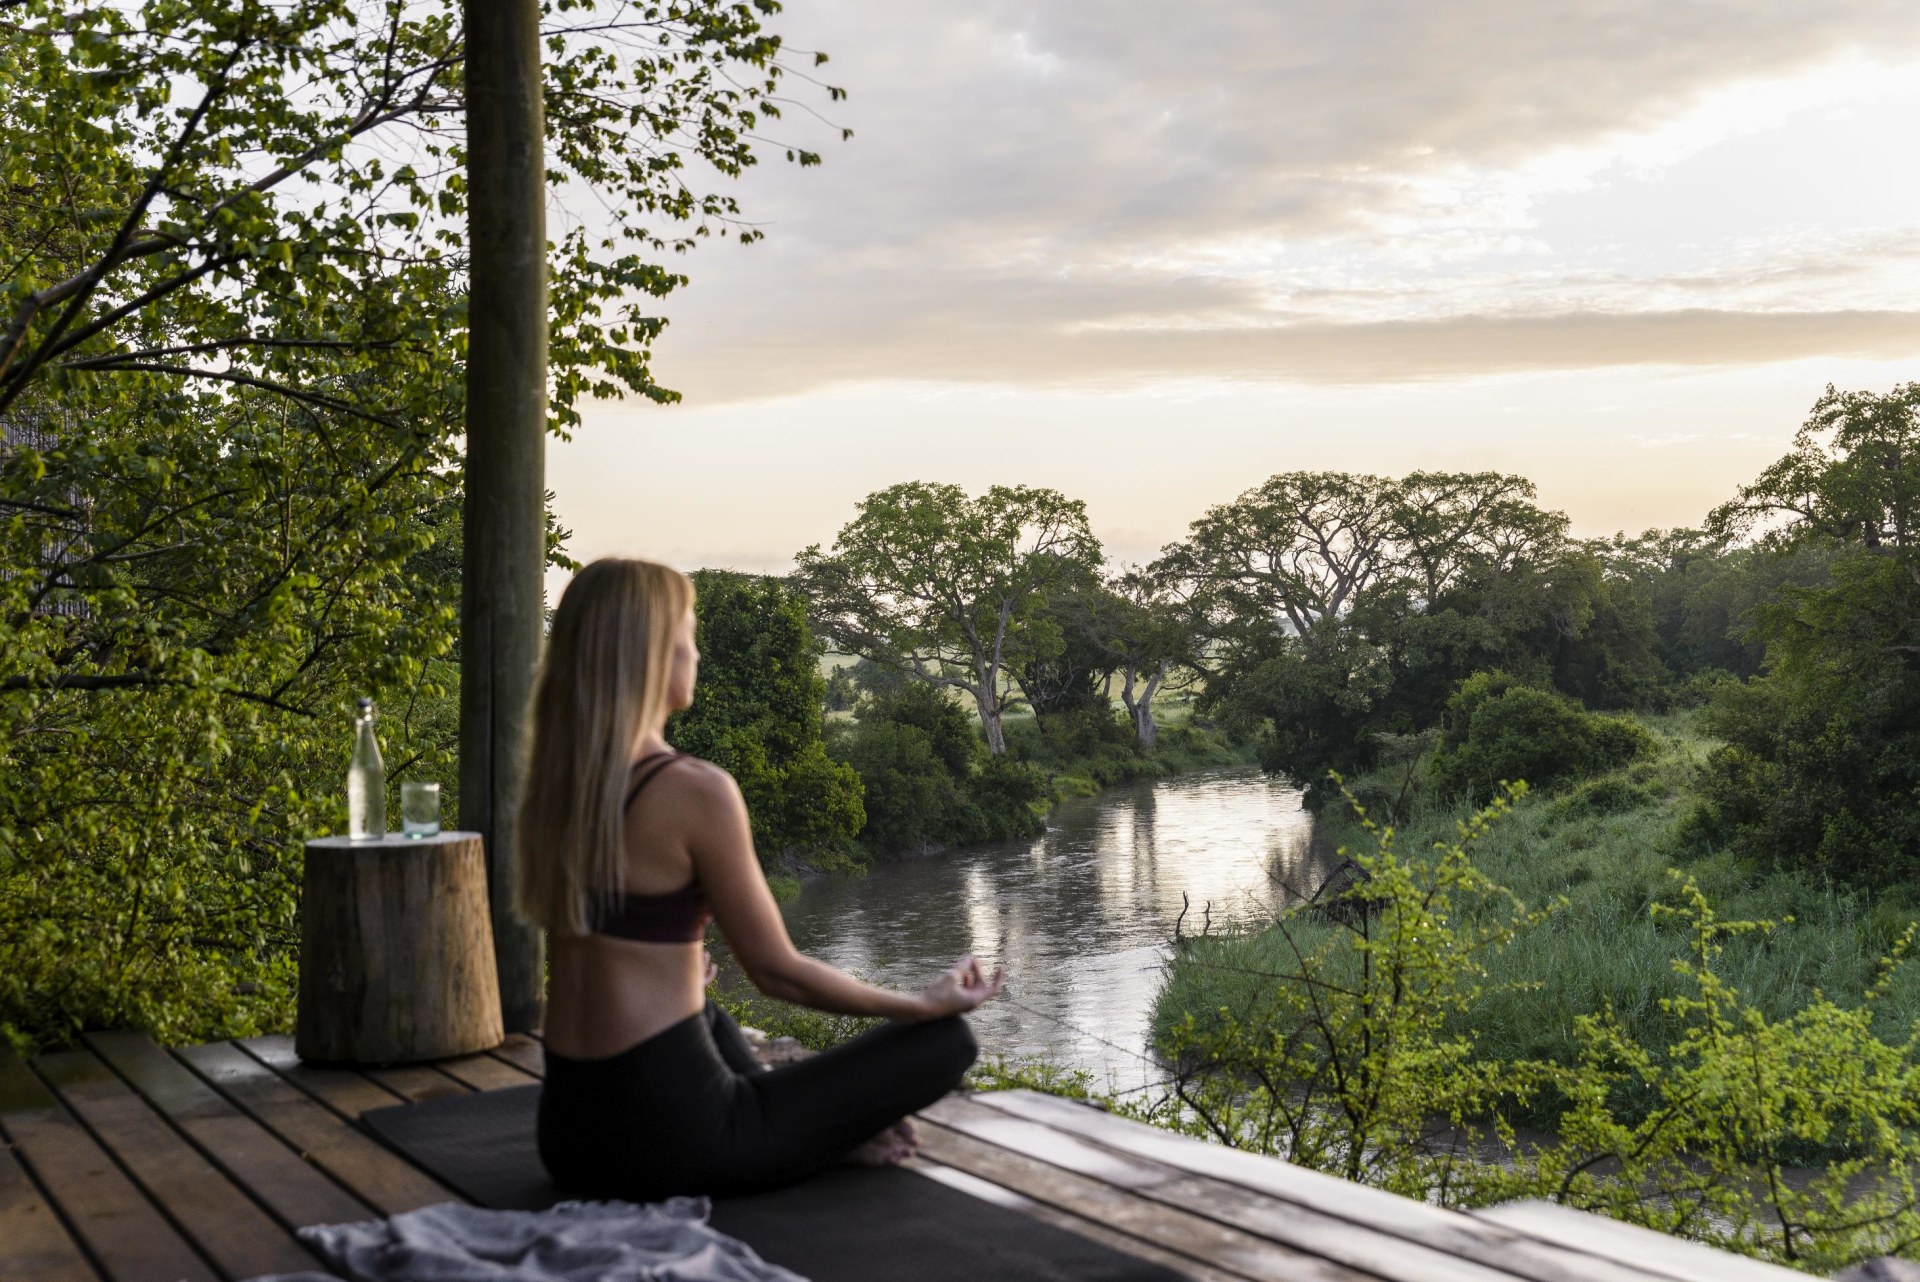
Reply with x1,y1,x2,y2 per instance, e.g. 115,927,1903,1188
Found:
347,697,386,839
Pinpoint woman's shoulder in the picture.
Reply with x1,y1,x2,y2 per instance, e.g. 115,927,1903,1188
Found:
649,755,750,840
655,753,742,803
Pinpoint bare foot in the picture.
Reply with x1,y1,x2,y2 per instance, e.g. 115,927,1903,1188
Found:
847,1118,919,1167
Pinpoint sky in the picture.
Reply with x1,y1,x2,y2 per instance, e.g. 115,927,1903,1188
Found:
547,0,1920,582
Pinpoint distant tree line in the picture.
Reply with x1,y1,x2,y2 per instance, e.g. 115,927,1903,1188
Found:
790,383,1920,885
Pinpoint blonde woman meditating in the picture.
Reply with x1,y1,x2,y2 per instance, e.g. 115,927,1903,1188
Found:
519,558,1004,1201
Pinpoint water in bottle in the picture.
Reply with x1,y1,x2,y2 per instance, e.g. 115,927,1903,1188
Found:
347,697,386,839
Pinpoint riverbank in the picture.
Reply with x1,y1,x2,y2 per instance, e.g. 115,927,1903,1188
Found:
1152,708,1920,1125
1002,692,1256,797
782,692,1253,887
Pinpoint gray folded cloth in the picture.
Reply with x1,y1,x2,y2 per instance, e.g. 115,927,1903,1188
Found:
252,1198,806,1282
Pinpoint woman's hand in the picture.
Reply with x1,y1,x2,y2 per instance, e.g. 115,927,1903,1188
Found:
917,954,1006,1019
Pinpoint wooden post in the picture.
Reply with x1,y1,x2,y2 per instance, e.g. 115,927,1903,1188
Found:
461,0,547,1033
296,835,504,1064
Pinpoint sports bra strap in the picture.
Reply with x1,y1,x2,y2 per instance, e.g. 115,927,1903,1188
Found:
623,751,686,811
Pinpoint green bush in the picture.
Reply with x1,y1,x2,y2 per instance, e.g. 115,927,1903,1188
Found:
827,685,1047,855
1682,557,1920,885
1430,674,1653,803
1556,775,1657,817
828,716,963,853
967,754,1050,842
1150,785,1920,1272
669,571,864,868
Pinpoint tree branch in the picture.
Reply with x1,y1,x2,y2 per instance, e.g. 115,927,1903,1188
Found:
51,361,403,430
0,671,315,717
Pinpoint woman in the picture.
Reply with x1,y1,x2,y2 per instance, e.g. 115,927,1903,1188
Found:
520,558,1005,1201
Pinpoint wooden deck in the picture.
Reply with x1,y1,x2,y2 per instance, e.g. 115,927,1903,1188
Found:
0,1032,1806,1282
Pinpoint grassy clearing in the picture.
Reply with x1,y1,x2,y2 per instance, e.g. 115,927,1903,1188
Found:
1153,709,1920,1115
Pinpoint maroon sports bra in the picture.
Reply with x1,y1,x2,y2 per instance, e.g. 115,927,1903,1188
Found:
591,751,712,943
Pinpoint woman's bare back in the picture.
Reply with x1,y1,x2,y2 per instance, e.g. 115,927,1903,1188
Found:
542,755,722,1059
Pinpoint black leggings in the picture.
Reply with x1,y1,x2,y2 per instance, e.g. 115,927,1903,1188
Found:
537,1002,977,1200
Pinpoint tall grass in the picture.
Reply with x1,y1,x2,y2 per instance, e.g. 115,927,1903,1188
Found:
1153,710,1920,1117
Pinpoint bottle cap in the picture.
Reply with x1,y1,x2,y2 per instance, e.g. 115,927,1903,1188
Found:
357,697,374,713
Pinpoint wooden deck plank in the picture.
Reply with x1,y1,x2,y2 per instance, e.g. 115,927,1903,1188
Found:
9,1024,1802,1282
917,1109,1370,1282
910,1158,1245,1282
1473,1200,1802,1282
972,1090,1687,1282
0,1047,216,1282
0,1142,99,1282
930,1095,1512,1282
36,1049,321,1281
174,1041,456,1216
365,1065,470,1104
233,1036,406,1120
84,1032,374,1232
487,1034,544,1078
433,1052,538,1093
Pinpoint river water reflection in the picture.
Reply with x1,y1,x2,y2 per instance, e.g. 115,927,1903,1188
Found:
766,766,1330,1092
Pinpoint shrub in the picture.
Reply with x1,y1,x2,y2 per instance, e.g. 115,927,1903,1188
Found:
1684,580,1920,886
967,754,1050,842
1557,775,1656,817
827,685,1047,855
827,717,962,854
1151,789,1920,1272
1430,675,1653,803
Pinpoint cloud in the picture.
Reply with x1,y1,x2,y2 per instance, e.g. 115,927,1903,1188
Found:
657,307,1920,401
607,1,1920,404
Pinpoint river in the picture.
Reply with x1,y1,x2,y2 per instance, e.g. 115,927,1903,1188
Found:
759,766,1330,1092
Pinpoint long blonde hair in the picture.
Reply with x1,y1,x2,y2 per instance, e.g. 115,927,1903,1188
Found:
516,557,695,935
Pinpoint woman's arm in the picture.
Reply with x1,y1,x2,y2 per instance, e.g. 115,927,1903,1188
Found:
685,763,1001,1019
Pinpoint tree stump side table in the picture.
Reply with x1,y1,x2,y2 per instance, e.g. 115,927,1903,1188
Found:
296,832,505,1064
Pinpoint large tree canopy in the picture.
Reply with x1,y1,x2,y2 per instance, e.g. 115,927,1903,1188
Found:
1,0,842,426
1159,470,1604,792
1163,471,1401,651
794,482,1102,754
1161,470,1566,659
1715,383,1920,555
1690,383,1920,884
0,0,840,1050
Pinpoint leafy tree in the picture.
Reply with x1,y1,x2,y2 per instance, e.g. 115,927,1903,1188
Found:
794,482,1102,754
1595,528,1758,681
1160,471,1415,789
1162,471,1400,658
1013,563,1117,724
1391,470,1569,606
0,0,841,1049
1102,566,1200,751
668,571,863,867
828,684,973,854
822,664,858,713
1165,470,1582,790
1686,384,1920,885
1165,470,1562,657
1,1,842,426
1719,383,1920,555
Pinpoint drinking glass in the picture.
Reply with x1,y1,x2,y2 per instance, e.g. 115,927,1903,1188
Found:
401,781,440,838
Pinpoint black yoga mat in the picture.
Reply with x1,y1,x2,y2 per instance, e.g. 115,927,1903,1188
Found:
360,1085,1183,1282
